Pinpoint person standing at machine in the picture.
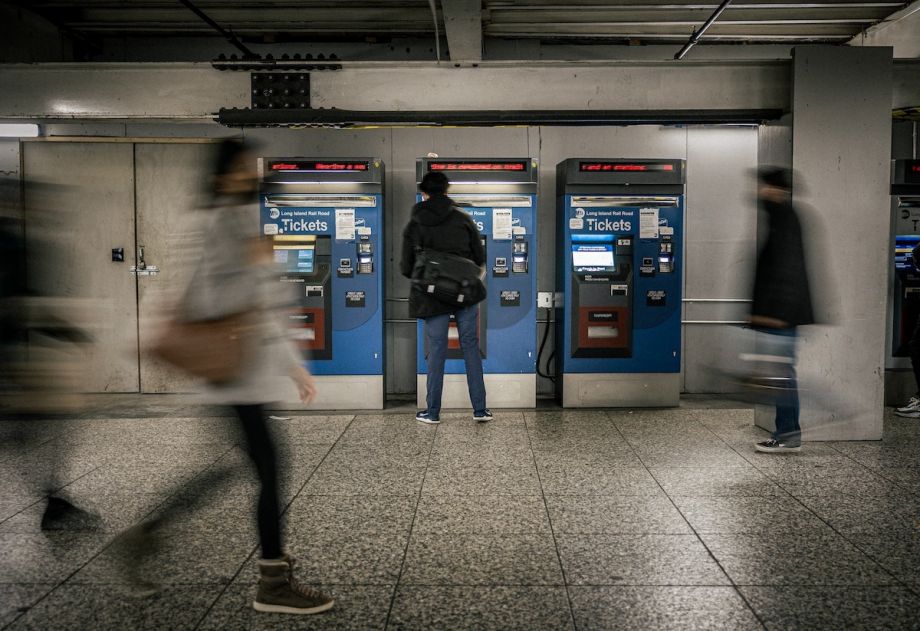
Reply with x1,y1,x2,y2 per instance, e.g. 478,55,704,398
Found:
116,140,334,615
750,166,815,453
401,170,491,423
895,243,920,419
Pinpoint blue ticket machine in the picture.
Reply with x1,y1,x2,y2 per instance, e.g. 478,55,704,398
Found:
259,157,385,409
887,160,920,402
415,157,538,409
555,158,685,407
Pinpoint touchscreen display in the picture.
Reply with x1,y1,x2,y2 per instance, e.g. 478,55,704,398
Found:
572,244,615,271
275,248,315,273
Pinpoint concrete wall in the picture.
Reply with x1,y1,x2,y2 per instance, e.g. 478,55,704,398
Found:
778,46,893,440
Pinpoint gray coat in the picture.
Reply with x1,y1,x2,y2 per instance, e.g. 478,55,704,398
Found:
182,200,301,405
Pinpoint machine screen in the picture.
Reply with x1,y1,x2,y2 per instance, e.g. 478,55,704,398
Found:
269,160,369,172
573,244,615,271
275,247,315,273
896,236,920,270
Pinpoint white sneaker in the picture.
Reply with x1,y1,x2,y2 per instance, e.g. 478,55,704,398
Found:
897,396,920,413
896,396,920,418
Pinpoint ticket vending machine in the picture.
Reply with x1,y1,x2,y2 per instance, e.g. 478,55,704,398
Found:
259,158,385,409
555,158,685,407
886,159,920,403
415,157,538,409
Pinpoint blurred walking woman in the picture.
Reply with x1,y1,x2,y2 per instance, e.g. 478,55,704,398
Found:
124,140,333,615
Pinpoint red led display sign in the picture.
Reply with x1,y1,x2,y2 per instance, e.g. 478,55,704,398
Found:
907,161,920,184
579,162,675,172
269,161,369,172
428,161,527,172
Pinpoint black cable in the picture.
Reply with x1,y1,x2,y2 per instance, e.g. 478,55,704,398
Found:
536,306,555,383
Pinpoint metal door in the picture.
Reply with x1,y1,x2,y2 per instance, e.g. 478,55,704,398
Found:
134,143,213,393
22,142,140,392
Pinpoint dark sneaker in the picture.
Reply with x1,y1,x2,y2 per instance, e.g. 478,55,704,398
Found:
473,409,493,422
415,410,440,424
110,521,163,597
41,496,101,531
255,555,334,615
755,439,802,453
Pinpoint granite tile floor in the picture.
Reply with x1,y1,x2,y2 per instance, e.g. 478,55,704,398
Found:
1,396,920,630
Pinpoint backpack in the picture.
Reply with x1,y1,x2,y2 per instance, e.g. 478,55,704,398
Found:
411,248,487,307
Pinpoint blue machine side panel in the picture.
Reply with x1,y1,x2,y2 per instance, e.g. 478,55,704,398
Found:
561,195,683,373
260,195,384,376
416,196,537,376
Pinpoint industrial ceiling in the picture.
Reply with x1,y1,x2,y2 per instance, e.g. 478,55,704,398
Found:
18,0,908,49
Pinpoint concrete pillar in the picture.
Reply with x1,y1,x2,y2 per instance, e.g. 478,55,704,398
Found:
757,45,892,441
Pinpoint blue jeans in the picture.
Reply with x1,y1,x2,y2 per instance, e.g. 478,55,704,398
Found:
423,304,486,418
756,326,801,444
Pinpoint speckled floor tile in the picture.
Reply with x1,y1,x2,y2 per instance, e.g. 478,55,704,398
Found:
321,445,429,469
701,532,897,585
71,529,254,585
739,586,920,630
199,583,391,630
400,532,563,585
524,410,612,424
848,531,920,584
285,494,417,536
557,534,730,586
265,415,354,444
762,465,905,497
743,447,862,471
536,462,662,496
347,415,440,432
545,495,691,535
388,586,573,630
414,494,549,534
829,443,920,470
530,446,644,468
7,584,222,630
0,496,43,522
59,463,199,495
672,496,830,534
423,461,542,495
569,586,761,631
798,492,920,535
0,491,165,534
630,445,753,468
236,531,409,585
0,584,55,628
650,467,785,497
0,532,112,583
875,467,920,496
301,461,426,496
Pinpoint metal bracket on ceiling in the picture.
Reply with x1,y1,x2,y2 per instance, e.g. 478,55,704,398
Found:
212,53,342,71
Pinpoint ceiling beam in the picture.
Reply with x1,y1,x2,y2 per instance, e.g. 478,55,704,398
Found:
441,0,482,62
848,0,920,58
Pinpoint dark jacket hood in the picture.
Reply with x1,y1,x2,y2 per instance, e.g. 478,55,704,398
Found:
412,194,454,227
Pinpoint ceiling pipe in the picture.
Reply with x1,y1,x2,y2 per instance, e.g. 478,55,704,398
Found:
428,0,442,62
674,0,733,60
177,0,256,58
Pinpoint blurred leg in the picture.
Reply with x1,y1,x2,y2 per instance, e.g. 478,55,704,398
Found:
234,404,282,560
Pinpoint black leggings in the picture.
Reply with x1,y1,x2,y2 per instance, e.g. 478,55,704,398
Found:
233,404,282,560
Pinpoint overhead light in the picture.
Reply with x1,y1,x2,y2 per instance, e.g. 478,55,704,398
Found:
0,124,40,138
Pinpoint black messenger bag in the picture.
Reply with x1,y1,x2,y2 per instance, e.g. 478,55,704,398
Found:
411,248,487,307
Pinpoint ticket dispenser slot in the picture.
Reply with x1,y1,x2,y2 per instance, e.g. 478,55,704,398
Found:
273,235,333,360
571,236,633,358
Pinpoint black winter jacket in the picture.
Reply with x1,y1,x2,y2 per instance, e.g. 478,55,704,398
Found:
751,199,815,327
400,195,486,318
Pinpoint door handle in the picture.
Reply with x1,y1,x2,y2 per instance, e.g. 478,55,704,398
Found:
131,245,159,276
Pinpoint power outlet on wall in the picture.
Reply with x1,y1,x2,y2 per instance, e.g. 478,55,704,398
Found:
537,292,554,309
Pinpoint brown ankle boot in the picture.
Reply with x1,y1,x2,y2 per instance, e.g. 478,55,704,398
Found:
254,555,334,615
